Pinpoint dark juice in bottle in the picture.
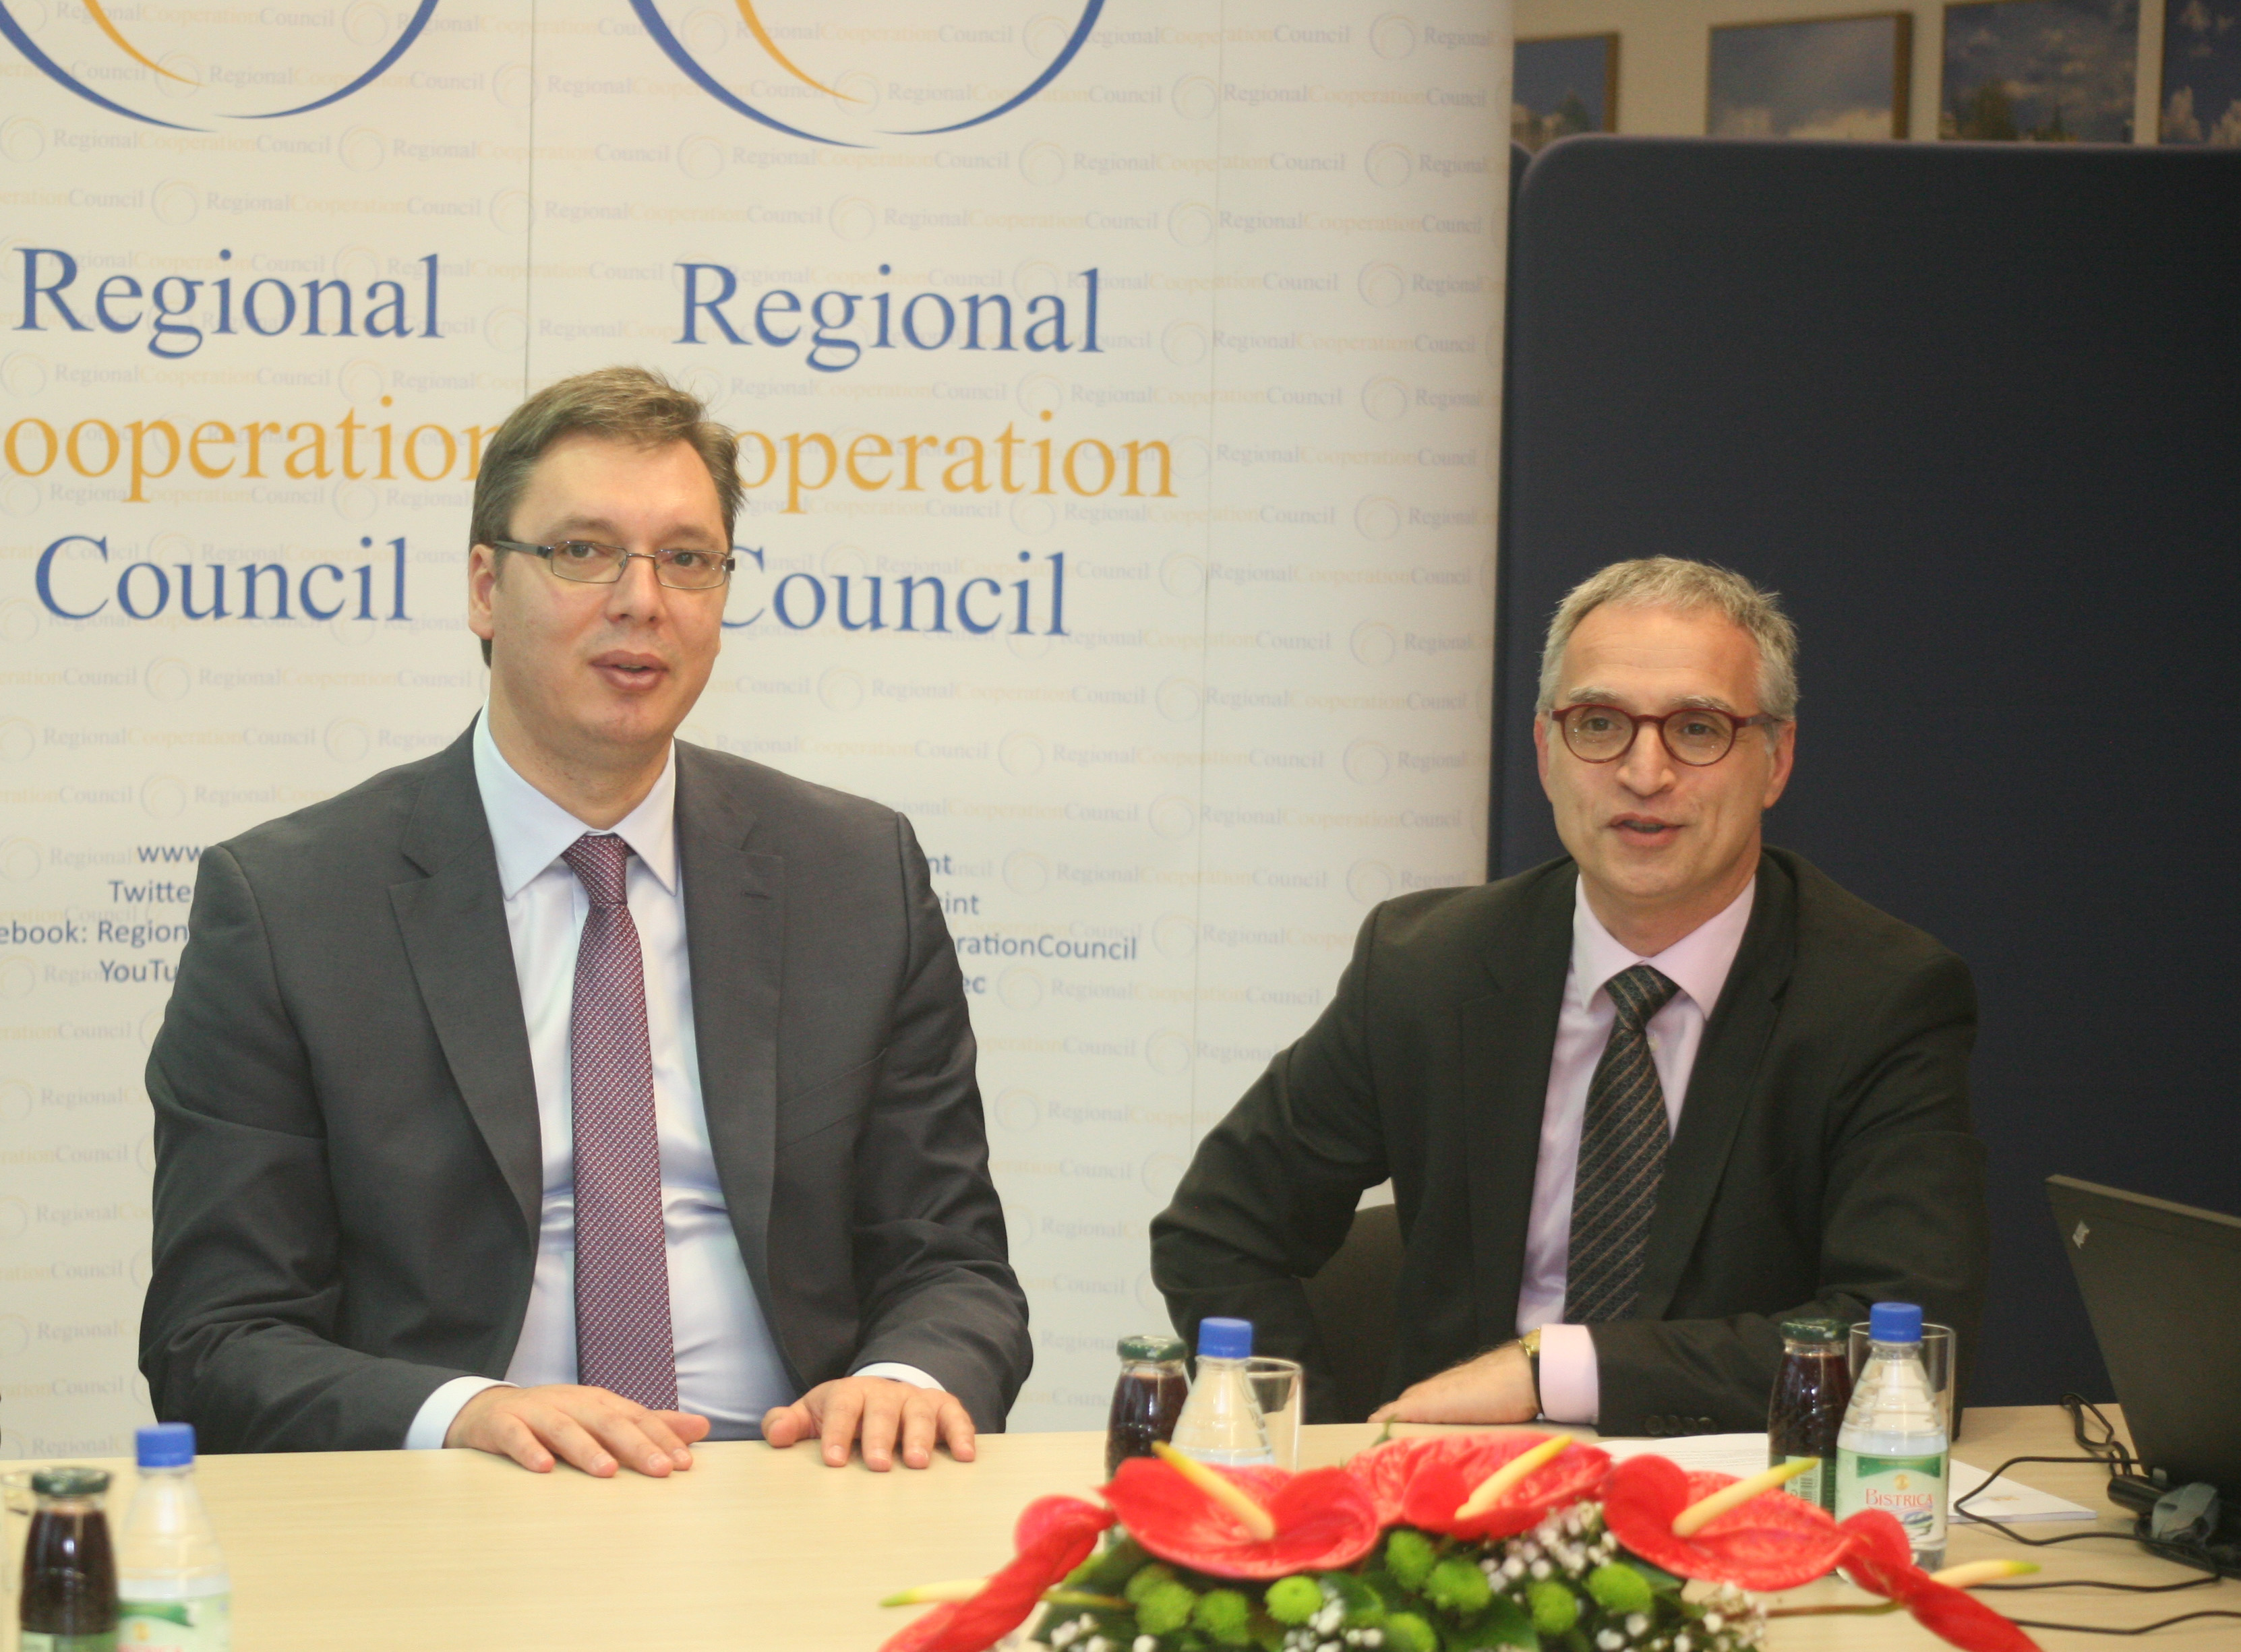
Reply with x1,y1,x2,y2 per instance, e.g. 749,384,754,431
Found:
1106,1335,1190,1479
19,1467,117,1652
1768,1317,1852,1514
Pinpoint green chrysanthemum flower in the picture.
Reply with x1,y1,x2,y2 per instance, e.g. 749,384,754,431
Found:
1193,1587,1252,1646
1264,1574,1323,1626
1382,1611,1438,1652
1383,1529,1437,1590
1526,1578,1580,1634
1425,1556,1492,1616
1135,1579,1199,1636
1123,1562,1176,1606
1586,1561,1654,1617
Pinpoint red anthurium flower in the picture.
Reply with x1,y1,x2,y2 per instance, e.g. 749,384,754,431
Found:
1346,1435,1454,1525
1100,1457,1383,1579
1839,1511,2042,1652
1601,1455,1853,1591
879,1495,1114,1652
1348,1432,1613,1541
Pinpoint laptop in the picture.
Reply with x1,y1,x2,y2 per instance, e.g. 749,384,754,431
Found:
2048,1175,2241,1494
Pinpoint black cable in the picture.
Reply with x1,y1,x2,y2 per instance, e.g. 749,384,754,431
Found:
1954,1454,2236,1574
1935,1393,2241,1633
1978,1576,2214,1593
2003,1610,2241,1635
2062,1396,2136,1472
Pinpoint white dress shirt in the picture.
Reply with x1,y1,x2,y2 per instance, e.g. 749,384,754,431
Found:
403,712,931,1449
1517,875,1756,1425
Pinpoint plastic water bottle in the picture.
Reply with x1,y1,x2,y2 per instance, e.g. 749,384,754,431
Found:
1834,1302,1948,1568
115,1423,231,1652
1168,1317,1274,1467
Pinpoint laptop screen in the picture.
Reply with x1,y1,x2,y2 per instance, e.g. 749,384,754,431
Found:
2048,1175,2241,1493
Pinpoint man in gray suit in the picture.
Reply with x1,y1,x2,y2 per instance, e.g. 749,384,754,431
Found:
143,367,1028,1477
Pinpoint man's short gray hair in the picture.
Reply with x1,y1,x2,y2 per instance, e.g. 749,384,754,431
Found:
1535,557,1799,719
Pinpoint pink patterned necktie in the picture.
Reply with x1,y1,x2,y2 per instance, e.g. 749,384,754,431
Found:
560,832,678,1411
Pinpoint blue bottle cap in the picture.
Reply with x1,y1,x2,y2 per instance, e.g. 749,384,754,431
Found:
1869,1302,1923,1344
1197,1317,1253,1360
137,1422,196,1469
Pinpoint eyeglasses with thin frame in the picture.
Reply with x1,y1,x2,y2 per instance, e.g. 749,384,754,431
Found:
487,539,735,590
1550,702,1782,768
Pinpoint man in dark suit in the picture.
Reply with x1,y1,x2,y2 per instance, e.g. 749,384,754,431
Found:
1152,558,1985,1433
143,367,1028,1476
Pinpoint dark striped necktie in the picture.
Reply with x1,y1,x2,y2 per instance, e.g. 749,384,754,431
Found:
1565,962,1682,1324
561,832,679,1411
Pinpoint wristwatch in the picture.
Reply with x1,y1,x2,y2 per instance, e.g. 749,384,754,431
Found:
1518,1327,1543,1415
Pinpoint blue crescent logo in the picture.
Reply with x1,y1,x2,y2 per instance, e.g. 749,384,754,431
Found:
630,0,1105,148
0,0,439,130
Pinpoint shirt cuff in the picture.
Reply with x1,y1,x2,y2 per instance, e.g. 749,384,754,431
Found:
404,1376,512,1450
851,1362,942,1391
1533,1324,1599,1426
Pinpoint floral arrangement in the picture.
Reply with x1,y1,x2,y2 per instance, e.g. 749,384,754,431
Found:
878,1433,2041,1652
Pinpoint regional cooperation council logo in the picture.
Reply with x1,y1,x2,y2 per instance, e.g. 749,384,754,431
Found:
0,0,439,129
631,0,1104,146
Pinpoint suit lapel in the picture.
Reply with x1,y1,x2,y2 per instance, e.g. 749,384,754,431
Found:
673,745,787,1331
1631,851,1797,1320
1460,865,1577,1347
388,729,543,1239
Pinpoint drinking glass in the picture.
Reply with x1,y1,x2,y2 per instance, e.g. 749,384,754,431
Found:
1849,1320,1956,1524
3,1467,37,1652
1246,1357,1304,1470
1846,1321,1956,1438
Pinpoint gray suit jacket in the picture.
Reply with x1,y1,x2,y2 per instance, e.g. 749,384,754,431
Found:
141,727,1029,1451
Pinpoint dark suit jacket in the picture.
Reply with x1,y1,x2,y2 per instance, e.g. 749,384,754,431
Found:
142,727,1029,1451
1151,848,1986,1433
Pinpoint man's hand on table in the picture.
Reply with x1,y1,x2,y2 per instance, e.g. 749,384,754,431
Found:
1371,1341,1539,1426
762,1376,977,1471
446,1383,711,1477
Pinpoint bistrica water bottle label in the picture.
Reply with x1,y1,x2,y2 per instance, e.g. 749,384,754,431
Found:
1837,1451,1947,1548
117,1592,231,1651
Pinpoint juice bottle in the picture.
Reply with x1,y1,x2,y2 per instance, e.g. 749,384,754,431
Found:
19,1466,116,1652
1767,1316,1851,1513
1105,1335,1190,1478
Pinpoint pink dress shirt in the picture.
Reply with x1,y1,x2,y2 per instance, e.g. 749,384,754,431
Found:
1519,876,1756,1424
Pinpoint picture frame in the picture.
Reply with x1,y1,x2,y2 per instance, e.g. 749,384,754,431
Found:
1708,12,1915,140
1514,33,1619,152
2159,0,2241,144
1941,0,2140,142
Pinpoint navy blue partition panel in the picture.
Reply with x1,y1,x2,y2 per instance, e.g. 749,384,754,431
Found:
1493,138,2241,1407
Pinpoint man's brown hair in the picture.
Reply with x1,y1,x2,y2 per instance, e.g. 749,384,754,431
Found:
471,366,741,665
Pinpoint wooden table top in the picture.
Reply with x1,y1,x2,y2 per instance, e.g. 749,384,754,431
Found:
8,1405,2233,1650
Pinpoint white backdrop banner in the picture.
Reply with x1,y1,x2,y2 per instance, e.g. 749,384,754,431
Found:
0,0,1510,1453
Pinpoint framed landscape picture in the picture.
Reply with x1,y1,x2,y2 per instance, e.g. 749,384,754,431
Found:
1708,13,1913,140
2161,0,2241,142
1942,0,2140,141
1514,34,1619,152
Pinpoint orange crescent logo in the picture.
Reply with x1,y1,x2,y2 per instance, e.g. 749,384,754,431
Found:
80,0,196,84
732,0,861,102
